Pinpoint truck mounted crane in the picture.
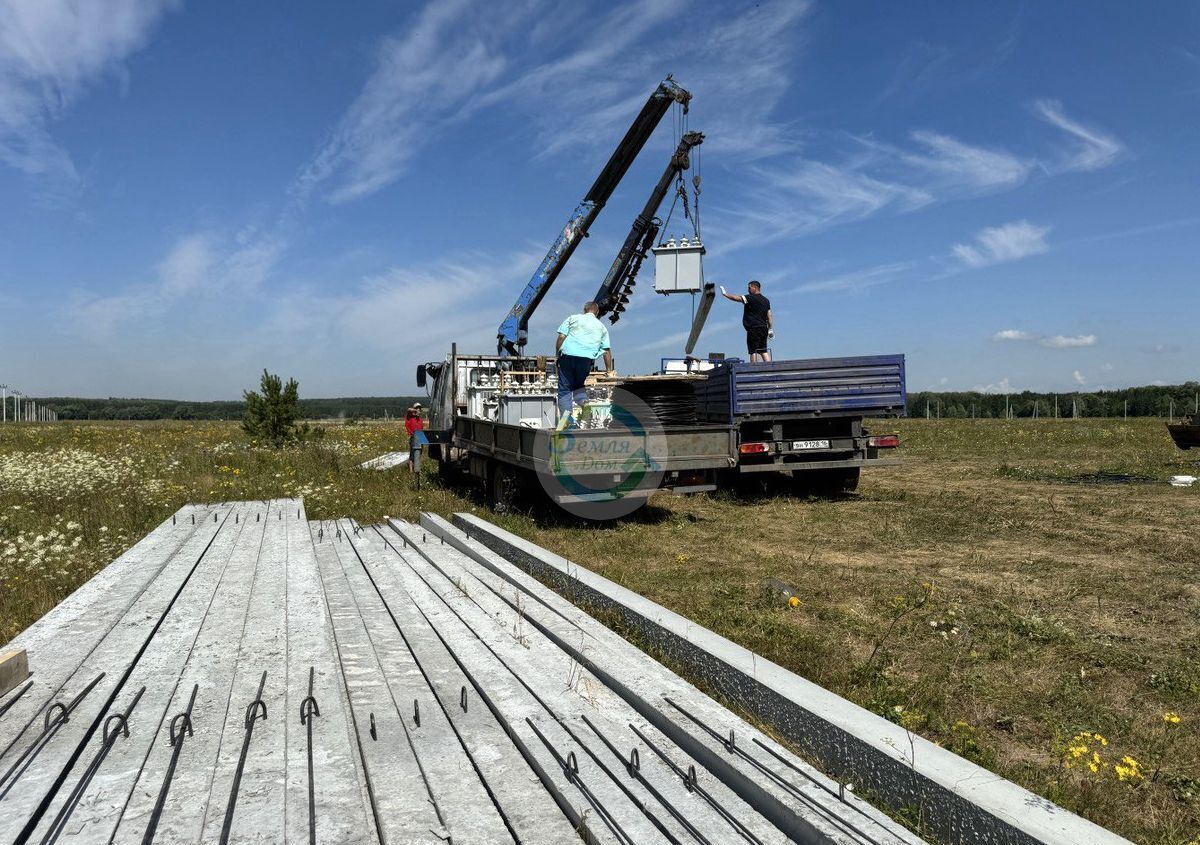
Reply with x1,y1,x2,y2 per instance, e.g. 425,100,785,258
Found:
418,77,905,518
497,76,690,355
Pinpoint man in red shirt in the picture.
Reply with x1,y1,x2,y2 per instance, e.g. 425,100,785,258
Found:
405,404,425,439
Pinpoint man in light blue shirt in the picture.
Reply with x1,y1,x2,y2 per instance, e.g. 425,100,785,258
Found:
555,301,614,419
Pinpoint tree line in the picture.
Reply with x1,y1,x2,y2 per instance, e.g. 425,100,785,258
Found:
906,382,1200,419
34,396,427,421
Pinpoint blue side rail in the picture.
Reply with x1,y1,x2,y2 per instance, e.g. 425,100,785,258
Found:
694,354,907,421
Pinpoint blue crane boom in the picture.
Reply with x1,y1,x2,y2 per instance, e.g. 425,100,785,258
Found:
497,77,691,355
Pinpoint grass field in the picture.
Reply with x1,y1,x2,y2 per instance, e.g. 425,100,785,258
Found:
1,418,1197,844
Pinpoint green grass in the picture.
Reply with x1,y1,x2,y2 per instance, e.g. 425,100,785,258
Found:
1,418,1197,844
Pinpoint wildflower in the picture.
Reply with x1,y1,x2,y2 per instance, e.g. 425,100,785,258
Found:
1163,712,1181,725
1113,756,1143,783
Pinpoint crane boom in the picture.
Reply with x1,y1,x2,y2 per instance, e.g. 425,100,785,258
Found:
497,77,690,355
592,130,703,321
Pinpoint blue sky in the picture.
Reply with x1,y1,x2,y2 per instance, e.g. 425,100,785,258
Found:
0,0,1196,399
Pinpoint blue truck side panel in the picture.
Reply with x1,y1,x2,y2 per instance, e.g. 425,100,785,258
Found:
694,354,907,421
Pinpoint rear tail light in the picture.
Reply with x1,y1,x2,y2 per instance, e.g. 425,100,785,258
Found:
739,442,769,454
869,434,900,448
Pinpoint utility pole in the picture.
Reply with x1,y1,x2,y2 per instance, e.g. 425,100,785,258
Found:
1169,398,1174,422
1,384,5,423
1124,400,1127,420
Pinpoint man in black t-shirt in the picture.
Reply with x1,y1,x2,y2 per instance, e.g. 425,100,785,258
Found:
720,280,774,362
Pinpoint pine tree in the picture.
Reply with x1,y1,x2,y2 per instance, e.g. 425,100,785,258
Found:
242,369,319,446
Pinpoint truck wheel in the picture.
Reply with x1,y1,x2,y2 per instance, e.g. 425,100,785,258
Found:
792,467,860,496
488,461,521,514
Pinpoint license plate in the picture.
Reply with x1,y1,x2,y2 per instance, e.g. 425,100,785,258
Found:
792,439,830,450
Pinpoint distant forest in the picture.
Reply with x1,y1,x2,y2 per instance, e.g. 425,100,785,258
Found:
24,382,1200,421
36,397,426,421
906,382,1200,419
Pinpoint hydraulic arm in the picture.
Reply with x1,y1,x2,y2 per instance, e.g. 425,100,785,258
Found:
592,130,703,322
497,77,691,355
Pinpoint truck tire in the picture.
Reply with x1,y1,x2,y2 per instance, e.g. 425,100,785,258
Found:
792,467,860,496
488,460,522,514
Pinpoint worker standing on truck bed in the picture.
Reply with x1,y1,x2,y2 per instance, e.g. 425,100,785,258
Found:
720,280,773,362
555,301,614,425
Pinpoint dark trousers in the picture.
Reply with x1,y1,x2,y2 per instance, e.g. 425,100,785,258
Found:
557,355,593,414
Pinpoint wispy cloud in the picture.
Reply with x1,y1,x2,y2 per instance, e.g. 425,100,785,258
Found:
795,261,918,293
296,0,509,204
993,328,1097,348
69,229,286,337
715,129,1037,253
901,130,1033,189
631,318,738,353
1043,334,1097,349
1033,99,1124,172
300,0,814,204
1072,369,1087,385
953,220,1050,267
0,0,177,197
973,376,1013,394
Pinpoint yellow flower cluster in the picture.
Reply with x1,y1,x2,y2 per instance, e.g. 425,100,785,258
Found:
1163,711,1181,725
1063,732,1108,774
216,465,243,476
1113,755,1143,783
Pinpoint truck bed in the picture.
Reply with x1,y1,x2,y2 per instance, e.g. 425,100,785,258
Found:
454,416,735,473
694,354,906,421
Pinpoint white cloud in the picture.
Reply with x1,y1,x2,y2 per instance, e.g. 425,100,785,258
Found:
1100,362,1114,372
297,0,509,204
69,229,286,337
903,130,1033,189
1146,343,1180,354
1072,369,1087,386
796,261,918,293
973,377,1013,394
631,318,738,353
953,220,1051,268
298,0,708,204
0,0,177,194
716,129,1037,253
1042,334,1096,349
992,328,1097,348
1033,99,1124,172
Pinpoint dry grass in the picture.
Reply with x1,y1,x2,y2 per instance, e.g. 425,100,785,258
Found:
1,418,1197,844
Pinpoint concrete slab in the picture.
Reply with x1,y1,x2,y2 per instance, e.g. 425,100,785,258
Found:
386,520,798,845
446,511,1135,845
0,649,28,700
348,525,579,845
3,500,1037,844
0,505,214,766
412,516,910,845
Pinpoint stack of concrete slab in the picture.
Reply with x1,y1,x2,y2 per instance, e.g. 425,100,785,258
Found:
0,500,1131,845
